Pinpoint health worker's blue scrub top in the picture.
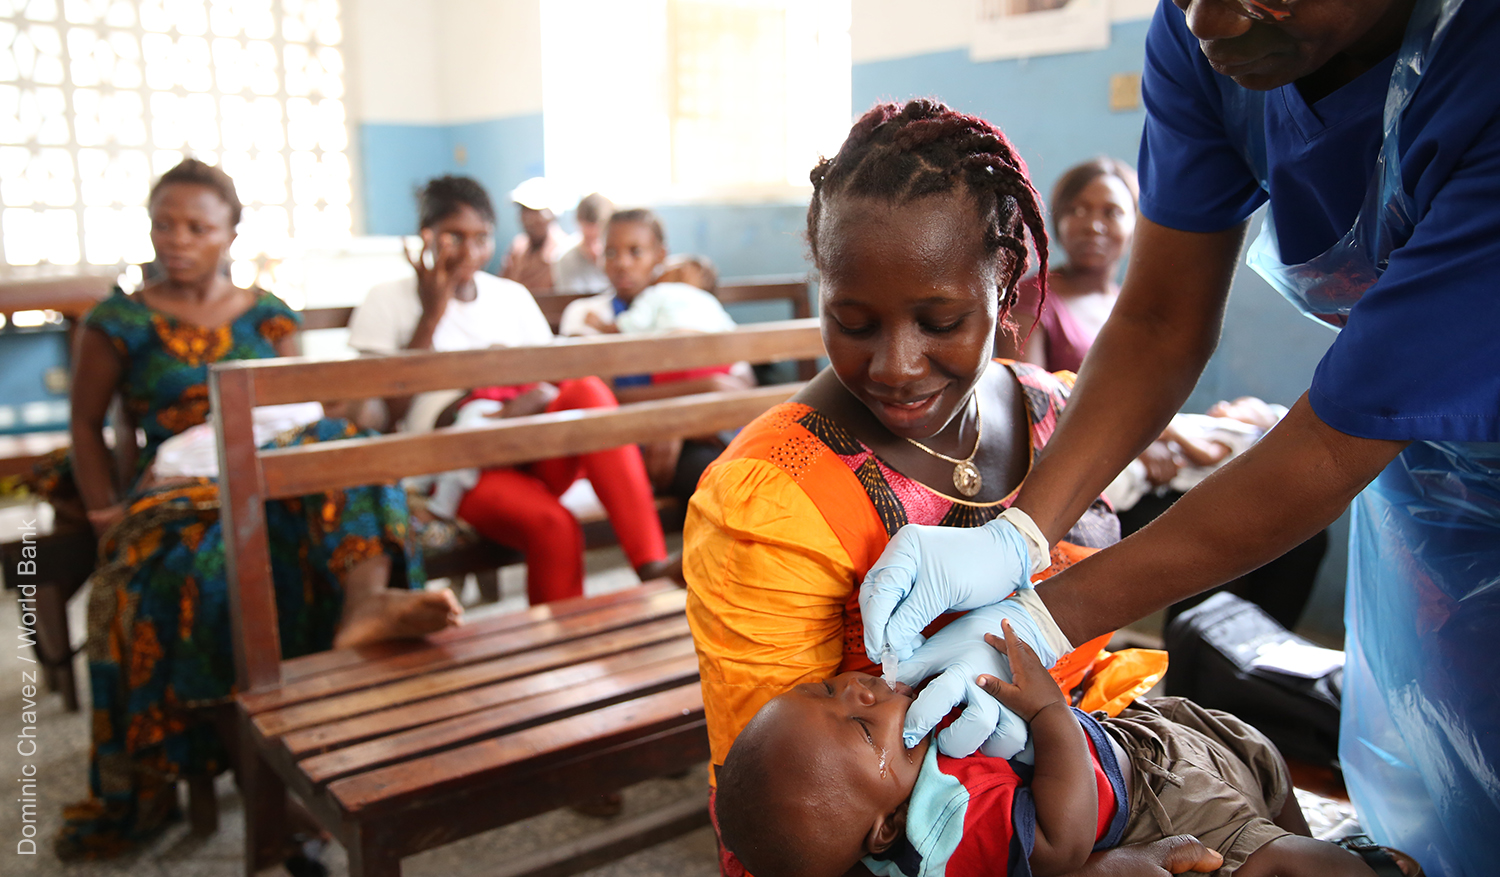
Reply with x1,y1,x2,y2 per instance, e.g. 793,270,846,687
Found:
1136,0,1500,443
1137,5,1500,876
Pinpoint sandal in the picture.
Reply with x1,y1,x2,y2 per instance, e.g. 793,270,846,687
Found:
1334,835,1424,877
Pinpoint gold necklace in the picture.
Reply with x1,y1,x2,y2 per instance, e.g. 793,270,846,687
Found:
904,397,983,497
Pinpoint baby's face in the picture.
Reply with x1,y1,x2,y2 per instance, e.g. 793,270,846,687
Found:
734,673,931,877
777,672,930,811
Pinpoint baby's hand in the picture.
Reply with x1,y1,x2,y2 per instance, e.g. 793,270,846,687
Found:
976,620,1067,722
584,311,613,331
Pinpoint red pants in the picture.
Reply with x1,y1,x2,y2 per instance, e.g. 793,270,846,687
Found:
455,376,667,604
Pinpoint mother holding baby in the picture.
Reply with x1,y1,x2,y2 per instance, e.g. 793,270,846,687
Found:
685,100,1219,876
851,3,1500,877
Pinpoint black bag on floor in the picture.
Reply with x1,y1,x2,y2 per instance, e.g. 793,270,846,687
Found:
1164,591,1342,771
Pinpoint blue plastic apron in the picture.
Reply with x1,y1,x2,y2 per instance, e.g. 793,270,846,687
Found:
1230,1,1499,873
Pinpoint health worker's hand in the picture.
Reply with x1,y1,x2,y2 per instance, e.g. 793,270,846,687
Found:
861,508,1046,664
895,595,1063,758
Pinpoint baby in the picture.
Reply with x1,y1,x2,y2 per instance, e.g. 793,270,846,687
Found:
655,252,720,293
715,622,1419,877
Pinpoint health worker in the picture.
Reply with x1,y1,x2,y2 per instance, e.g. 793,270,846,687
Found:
860,2,1500,875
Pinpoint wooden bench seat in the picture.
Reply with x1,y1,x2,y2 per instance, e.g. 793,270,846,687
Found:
211,319,825,876
241,583,707,874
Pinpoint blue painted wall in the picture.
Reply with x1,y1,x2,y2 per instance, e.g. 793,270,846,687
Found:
0,330,71,434
853,24,1346,640
651,202,810,278
854,21,1154,213
359,123,453,236
359,115,814,282
359,114,547,264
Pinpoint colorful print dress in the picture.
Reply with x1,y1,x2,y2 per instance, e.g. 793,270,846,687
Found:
57,288,424,859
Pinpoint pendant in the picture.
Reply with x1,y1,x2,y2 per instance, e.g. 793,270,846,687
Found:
952,460,982,497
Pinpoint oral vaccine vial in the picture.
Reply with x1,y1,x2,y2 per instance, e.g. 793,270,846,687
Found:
881,647,898,686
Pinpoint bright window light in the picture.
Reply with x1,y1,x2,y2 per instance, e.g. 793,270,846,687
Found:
1,0,353,278
541,0,851,204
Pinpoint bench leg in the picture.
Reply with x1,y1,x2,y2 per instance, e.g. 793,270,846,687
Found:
240,744,287,876
186,773,219,837
348,822,401,877
474,569,501,604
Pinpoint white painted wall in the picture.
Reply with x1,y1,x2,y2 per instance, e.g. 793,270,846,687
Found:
345,0,544,125
346,0,443,123
851,0,1157,63
851,0,971,63
437,0,545,121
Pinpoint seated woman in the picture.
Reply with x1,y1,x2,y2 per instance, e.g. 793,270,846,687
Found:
996,157,1138,374
994,159,1178,488
348,177,672,605
58,159,460,859
683,101,1200,876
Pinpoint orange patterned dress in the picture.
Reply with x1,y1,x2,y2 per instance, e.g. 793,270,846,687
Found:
685,361,1121,780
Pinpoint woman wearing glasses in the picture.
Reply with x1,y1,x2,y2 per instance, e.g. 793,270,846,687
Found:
860,2,1496,875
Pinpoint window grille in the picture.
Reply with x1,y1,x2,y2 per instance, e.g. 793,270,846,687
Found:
0,0,352,284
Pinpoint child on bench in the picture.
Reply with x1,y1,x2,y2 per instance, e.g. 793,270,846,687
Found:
714,621,1420,877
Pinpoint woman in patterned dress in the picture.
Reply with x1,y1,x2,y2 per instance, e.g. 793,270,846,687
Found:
56,159,460,858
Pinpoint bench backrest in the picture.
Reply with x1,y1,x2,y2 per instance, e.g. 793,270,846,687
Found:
302,275,814,336
0,275,116,321
209,319,825,691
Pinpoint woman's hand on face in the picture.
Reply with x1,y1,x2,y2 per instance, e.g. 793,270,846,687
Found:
405,233,465,318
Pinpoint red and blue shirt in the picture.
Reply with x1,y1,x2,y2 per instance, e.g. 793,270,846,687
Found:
865,709,1128,877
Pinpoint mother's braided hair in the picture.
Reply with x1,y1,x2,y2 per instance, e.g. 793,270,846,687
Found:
807,99,1048,312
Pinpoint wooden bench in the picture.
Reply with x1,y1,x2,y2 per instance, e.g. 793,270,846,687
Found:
210,320,824,877
2,275,815,710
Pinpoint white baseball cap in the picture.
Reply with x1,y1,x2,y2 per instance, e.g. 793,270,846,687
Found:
510,177,557,212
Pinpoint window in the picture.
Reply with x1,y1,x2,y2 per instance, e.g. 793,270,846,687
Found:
0,0,352,285
541,0,850,204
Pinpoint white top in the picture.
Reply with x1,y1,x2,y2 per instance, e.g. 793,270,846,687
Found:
153,402,325,479
615,282,737,334
348,271,553,430
551,242,611,294
557,282,735,336
557,290,618,337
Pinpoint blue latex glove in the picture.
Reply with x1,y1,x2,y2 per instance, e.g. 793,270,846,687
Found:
895,597,1063,757
861,513,1034,665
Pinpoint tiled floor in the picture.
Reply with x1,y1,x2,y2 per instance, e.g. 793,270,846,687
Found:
0,517,719,877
